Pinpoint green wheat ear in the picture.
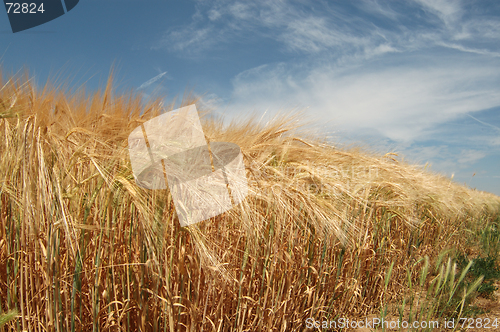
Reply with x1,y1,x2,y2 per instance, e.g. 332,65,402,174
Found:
0,310,18,328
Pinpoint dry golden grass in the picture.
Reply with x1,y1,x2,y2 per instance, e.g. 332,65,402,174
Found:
0,68,499,331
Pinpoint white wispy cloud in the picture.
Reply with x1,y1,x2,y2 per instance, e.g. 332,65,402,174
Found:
158,0,499,56
413,0,462,27
357,0,400,21
159,27,214,53
490,137,500,146
154,0,500,145
436,42,500,57
458,149,487,165
280,16,371,54
154,0,394,57
229,56,500,142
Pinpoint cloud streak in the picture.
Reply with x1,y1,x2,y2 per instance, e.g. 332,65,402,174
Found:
466,114,500,132
138,71,168,90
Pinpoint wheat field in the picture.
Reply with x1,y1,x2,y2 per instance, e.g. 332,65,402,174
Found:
0,68,499,331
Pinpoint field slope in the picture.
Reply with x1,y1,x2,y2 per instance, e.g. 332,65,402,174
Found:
1,69,499,331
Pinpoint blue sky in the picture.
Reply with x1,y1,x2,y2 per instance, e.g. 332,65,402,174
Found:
1,0,500,195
